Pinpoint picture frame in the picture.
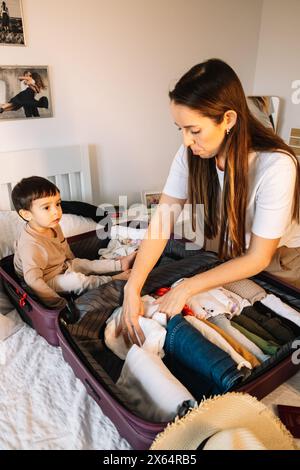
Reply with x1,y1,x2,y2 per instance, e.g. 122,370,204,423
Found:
0,65,53,121
141,191,162,210
0,0,26,46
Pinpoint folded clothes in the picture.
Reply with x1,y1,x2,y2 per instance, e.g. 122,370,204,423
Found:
209,314,270,363
116,345,196,422
185,286,251,320
224,279,267,304
185,315,253,370
110,225,147,241
105,297,167,360
99,239,139,259
164,314,246,393
242,303,297,344
232,311,281,344
261,294,300,328
231,322,280,356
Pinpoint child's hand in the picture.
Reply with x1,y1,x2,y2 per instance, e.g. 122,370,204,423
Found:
120,251,137,271
112,269,132,281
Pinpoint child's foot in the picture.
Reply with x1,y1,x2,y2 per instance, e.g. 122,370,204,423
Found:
113,269,131,281
120,251,137,271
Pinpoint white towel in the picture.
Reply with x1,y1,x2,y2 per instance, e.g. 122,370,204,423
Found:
116,345,196,422
261,294,300,328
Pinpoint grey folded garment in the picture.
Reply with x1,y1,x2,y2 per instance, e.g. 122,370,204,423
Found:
223,279,266,305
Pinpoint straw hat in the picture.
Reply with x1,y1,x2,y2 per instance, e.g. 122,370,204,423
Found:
151,393,296,450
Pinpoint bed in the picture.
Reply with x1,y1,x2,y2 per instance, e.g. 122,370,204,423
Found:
0,145,131,450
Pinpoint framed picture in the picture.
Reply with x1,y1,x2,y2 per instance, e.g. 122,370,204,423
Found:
0,66,53,121
141,191,162,210
0,0,26,46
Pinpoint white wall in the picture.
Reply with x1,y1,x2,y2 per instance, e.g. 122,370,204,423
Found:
0,0,263,205
253,0,300,141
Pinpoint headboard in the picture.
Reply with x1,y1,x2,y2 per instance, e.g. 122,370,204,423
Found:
0,145,93,210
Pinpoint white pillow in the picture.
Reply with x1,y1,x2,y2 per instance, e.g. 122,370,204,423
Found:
59,214,98,237
0,211,25,259
0,211,98,259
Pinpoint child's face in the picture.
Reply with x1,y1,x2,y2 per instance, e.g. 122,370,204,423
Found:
21,192,62,231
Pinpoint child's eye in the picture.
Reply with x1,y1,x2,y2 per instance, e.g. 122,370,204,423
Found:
191,130,201,135
44,206,49,210
56,202,61,207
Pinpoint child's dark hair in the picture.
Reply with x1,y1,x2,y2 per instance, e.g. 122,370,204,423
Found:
12,176,60,214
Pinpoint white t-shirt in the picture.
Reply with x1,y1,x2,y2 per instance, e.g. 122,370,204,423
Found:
163,145,300,248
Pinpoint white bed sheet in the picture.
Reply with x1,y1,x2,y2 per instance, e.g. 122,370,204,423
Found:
0,310,131,450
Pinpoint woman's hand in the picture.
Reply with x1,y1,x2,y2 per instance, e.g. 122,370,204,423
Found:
115,288,145,346
154,281,191,318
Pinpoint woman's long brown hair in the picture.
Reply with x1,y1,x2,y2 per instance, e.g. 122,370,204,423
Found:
169,59,300,259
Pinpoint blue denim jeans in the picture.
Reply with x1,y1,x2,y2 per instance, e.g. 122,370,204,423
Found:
164,314,244,398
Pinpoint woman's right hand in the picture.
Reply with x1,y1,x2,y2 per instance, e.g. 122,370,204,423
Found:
115,287,145,346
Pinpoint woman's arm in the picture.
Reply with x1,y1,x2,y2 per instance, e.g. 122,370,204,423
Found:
117,193,186,344
155,233,280,317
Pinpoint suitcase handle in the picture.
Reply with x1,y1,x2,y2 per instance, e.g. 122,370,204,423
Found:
84,379,101,402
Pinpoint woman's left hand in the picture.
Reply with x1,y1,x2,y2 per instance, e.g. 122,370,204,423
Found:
154,281,191,318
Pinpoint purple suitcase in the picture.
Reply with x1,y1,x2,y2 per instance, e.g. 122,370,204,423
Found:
1,229,300,449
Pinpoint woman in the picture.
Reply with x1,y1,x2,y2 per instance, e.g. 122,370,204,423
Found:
0,71,48,118
1,1,10,32
118,58,300,345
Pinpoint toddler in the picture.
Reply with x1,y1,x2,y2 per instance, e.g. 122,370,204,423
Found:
12,176,135,310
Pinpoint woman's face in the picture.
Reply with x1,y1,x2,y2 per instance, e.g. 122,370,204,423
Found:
170,102,227,159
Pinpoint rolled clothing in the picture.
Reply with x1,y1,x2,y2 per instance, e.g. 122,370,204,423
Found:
223,279,267,305
261,294,300,328
164,314,245,393
209,314,270,362
185,315,253,370
199,317,261,368
116,344,196,423
105,300,167,360
242,304,298,344
231,322,280,356
231,312,281,344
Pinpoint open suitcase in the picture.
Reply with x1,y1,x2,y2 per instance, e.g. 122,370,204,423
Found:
1,228,300,450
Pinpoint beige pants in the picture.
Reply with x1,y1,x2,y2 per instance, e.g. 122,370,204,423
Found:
265,246,300,289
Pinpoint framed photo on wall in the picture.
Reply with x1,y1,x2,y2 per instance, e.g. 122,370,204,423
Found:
0,66,53,121
141,191,162,210
0,0,26,46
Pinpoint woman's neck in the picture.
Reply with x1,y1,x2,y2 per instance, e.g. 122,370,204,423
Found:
215,155,226,171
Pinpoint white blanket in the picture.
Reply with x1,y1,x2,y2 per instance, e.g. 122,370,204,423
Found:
0,311,131,450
